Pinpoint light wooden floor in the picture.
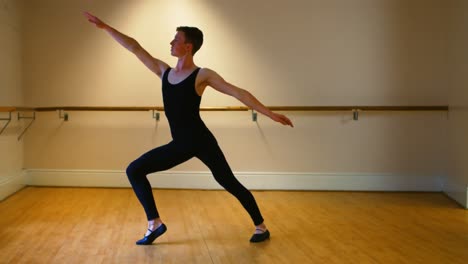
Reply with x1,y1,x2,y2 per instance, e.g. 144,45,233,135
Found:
0,187,467,264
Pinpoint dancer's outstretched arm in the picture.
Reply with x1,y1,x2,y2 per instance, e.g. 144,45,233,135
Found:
202,69,294,127
83,11,168,77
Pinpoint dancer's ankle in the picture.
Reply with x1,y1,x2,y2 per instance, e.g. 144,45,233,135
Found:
148,218,163,231
255,223,267,234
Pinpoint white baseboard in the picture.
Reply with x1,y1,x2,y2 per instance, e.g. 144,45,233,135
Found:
0,173,26,201
24,169,443,192
442,178,468,209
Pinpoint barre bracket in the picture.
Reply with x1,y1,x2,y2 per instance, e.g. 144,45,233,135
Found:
352,109,361,121
252,110,257,122
152,110,160,121
0,112,12,135
17,111,36,141
59,109,69,121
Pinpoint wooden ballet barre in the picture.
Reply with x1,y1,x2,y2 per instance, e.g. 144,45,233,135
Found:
34,106,165,112
31,105,449,122
267,106,449,111
0,106,36,112
0,107,16,112
31,105,448,112
0,105,450,137
32,106,250,121
15,107,36,112
34,106,248,112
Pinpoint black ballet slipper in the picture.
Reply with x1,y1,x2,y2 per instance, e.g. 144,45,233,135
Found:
136,223,167,245
249,229,270,243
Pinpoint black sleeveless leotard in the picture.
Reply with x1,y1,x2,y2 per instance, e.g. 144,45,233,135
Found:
162,67,212,143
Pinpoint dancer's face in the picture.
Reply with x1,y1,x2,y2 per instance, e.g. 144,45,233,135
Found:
170,31,192,57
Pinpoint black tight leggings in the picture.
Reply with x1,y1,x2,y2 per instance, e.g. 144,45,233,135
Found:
126,138,264,226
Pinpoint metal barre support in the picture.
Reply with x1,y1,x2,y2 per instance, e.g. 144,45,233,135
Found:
352,109,360,121
252,110,257,122
0,112,12,135
17,111,36,141
152,110,160,121
59,109,69,121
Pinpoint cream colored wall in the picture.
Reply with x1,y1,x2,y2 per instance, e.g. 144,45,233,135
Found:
0,0,22,106
23,0,449,107
22,0,450,188
0,0,24,200
447,0,468,208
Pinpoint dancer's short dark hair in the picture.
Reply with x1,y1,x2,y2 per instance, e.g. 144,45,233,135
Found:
177,26,203,55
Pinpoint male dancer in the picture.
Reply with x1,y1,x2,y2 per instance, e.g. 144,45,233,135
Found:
84,12,293,245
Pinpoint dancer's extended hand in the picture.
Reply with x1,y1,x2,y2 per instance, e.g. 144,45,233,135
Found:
83,11,107,29
270,113,294,127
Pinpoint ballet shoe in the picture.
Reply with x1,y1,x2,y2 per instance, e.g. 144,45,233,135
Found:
136,223,167,245
249,229,270,243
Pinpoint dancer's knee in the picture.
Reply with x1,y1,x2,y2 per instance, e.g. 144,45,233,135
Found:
126,160,141,180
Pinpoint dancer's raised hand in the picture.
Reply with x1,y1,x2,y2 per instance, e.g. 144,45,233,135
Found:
83,11,107,29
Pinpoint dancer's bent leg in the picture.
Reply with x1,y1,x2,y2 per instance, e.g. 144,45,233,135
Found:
126,141,194,220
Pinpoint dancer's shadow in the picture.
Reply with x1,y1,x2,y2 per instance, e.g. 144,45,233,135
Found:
152,238,199,246
255,121,275,159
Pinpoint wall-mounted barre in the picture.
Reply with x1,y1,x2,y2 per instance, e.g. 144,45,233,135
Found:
1,105,449,140
31,105,449,112
32,105,449,122
33,106,251,122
